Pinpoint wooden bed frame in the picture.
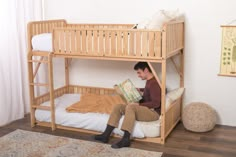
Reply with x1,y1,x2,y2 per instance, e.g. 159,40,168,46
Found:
27,19,184,144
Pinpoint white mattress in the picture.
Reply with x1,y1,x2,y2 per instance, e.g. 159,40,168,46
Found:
32,33,52,52
35,94,161,138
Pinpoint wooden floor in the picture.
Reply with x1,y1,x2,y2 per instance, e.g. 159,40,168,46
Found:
1,114,236,157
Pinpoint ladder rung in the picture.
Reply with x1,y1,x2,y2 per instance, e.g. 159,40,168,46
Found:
30,83,49,87
28,60,49,63
32,105,51,110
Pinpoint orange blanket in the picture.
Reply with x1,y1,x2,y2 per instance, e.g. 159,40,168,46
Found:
66,93,126,114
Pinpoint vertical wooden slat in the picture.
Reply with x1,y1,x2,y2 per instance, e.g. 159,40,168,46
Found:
123,31,128,56
43,23,46,33
35,24,38,34
166,26,170,56
136,32,141,57
142,31,148,57
105,31,110,55
99,30,104,55
117,31,122,56
129,31,135,56
162,27,167,59
46,23,49,32
31,25,35,36
82,30,87,53
60,30,65,53
87,30,92,54
111,31,116,56
71,30,75,53
76,30,81,53
65,30,70,53
38,23,41,34
174,24,177,50
169,26,172,54
93,30,98,54
49,23,52,32
155,32,161,57
149,32,155,57
53,30,58,52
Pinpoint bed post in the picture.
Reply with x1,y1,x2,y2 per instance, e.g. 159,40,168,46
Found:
28,53,36,127
160,25,167,144
161,60,167,144
48,53,56,130
27,22,36,127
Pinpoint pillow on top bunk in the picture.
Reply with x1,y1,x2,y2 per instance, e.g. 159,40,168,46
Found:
137,9,184,30
31,33,52,52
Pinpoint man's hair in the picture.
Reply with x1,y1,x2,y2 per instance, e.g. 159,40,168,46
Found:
134,62,152,73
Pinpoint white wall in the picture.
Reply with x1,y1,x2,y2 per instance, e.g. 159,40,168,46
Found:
43,0,236,126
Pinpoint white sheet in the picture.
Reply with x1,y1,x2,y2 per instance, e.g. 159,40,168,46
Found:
31,33,52,52
35,94,161,138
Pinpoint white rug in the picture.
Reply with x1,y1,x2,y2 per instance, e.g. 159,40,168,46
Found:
0,129,163,157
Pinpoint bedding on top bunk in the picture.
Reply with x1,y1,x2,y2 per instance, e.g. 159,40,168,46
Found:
31,33,52,52
35,88,184,138
31,10,184,52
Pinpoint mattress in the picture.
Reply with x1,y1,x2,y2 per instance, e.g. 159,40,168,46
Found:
35,94,161,138
32,33,52,52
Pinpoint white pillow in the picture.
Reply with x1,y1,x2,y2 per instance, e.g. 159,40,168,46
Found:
136,19,151,29
31,33,52,52
136,9,184,30
146,10,173,29
114,116,145,138
165,87,184,109
165,96,173,109
138,119,161,137
167,87,185,101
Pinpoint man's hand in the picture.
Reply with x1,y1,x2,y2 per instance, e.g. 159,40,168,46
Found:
128,103,139,106
137,88,144,96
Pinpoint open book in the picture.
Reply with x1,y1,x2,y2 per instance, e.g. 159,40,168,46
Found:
114,79,142,103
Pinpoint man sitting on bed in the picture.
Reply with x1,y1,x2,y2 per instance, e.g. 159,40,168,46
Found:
94,62,161,149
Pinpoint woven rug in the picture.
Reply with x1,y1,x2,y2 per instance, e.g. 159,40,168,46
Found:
0,129,163,157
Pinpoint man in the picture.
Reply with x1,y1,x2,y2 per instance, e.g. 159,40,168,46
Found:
94,62,161,148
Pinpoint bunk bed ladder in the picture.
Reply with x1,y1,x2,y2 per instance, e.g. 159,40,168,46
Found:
28,54,56,131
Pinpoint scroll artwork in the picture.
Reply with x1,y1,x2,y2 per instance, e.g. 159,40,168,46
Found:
219,26,236,77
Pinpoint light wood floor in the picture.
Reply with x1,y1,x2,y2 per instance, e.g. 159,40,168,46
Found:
1,114,236,157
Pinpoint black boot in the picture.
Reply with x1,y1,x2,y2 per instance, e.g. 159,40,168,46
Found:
111,130,131,148
94,125,114,143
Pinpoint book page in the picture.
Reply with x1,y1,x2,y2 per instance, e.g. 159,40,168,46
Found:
114,79,142,103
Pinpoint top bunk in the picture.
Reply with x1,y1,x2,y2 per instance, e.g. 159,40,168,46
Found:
28,19,184,62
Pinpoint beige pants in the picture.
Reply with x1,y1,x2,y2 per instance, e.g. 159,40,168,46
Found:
107,104,160,133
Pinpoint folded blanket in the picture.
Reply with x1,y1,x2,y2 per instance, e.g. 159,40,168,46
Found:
66,93,125,114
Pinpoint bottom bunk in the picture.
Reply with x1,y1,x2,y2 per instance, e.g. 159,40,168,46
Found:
35,94,161,138
32,85,184,144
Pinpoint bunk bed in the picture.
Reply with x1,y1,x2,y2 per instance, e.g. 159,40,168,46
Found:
27,19,184,144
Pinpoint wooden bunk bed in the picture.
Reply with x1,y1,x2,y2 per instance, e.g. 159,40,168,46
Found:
27,19,184,144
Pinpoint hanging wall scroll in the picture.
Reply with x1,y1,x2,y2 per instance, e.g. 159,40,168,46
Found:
219,25,236,77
